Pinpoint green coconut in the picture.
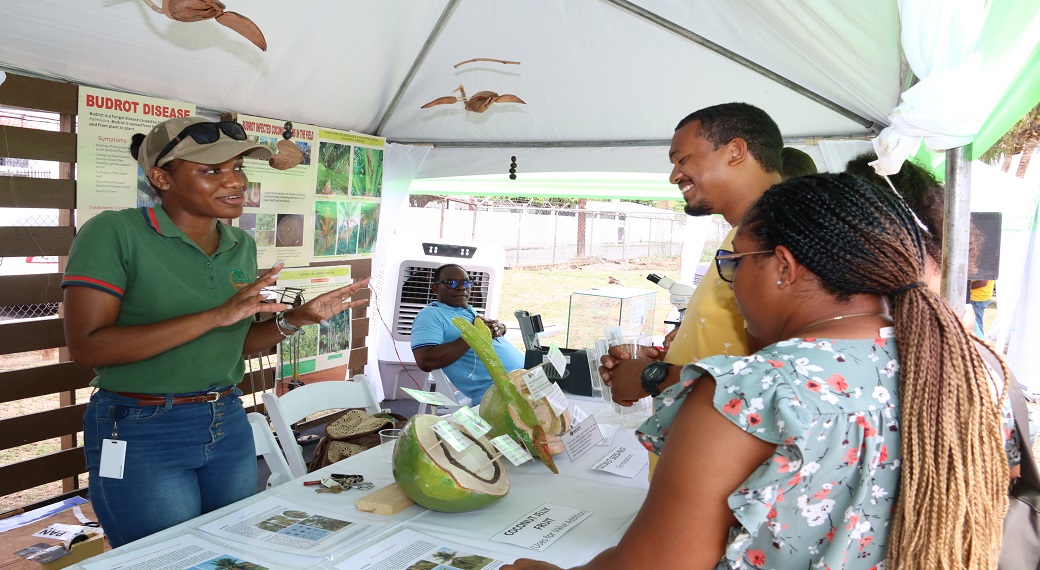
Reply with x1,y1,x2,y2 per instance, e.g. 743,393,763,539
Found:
392,414,509,512
451,317,560,473
479,368,572,457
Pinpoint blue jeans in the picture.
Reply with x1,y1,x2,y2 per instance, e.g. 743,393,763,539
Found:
971,299,991,338
83,387,256,547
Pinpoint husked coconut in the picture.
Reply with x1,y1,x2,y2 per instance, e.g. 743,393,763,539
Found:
479,368,572,456
392,414,509,512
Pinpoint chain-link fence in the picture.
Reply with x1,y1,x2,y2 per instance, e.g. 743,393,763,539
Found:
400,198,731,268
0,111,63,320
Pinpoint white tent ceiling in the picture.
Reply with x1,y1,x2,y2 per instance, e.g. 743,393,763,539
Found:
0,0,901,178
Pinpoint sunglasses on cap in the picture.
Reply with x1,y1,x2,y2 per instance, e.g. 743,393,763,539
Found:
714,248,773,283
436,279,473,289
154,121,248,166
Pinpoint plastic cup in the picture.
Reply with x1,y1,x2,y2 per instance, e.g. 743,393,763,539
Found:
379,428,403,463
609,336,645,360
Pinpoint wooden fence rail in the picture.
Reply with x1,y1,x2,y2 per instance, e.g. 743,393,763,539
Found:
0,72,372,515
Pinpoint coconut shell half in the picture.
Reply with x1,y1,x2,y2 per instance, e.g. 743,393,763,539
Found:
392,414,509,512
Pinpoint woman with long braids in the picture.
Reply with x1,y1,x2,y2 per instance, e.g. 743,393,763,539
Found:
505,173,1014,569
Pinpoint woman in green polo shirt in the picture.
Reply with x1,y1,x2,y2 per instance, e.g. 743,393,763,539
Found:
62,116,369,547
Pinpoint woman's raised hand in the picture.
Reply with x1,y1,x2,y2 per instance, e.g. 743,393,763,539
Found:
212,262,288,327
287,277,371,327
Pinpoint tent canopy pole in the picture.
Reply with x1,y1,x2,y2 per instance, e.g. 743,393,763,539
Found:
375,0,460,136
942,145,972,310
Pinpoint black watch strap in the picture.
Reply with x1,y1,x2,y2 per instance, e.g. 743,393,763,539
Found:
641,361,673,397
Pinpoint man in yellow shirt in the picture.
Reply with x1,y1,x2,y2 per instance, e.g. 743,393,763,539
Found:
602,102,783,404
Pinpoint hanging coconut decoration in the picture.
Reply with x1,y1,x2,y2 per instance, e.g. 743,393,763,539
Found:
451,317,561,473
268,121,305,170
141,0,267,51
392,414,509,512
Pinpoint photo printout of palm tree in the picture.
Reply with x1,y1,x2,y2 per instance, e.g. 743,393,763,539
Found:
351,146,383,197
316,141,351,196
190,555,268,569
313,200,338,257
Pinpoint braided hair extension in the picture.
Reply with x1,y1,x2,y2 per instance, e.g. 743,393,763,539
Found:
742,173,1008,568
844,151,983,275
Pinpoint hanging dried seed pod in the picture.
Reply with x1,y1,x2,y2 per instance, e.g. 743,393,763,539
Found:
269,139,304,170
141,0,267,51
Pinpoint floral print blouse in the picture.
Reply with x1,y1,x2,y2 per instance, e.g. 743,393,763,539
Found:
636,331,1017,569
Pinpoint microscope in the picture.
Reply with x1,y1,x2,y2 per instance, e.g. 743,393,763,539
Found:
514,309,596,396
646,273,695,327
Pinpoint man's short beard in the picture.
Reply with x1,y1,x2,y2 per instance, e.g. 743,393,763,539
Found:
684,202,713,217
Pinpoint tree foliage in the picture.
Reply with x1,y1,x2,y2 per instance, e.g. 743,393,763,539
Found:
981,102,1040,178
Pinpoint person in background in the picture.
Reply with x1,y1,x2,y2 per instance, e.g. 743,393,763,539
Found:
779,146,818,180
63,116,369,547
506,173,1013,570
844,152,980,331
410,263,523,405
970,279,995,337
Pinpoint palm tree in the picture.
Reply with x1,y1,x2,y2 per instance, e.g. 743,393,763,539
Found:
430,550,458,565
210,557,244,570
982,102,1040,178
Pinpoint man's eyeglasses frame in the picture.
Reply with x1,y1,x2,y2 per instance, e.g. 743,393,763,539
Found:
436,279,474,290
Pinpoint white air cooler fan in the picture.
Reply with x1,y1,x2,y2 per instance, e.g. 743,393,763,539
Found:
375,235,505,399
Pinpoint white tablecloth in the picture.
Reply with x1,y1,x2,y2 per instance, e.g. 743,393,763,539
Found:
72,397,650,569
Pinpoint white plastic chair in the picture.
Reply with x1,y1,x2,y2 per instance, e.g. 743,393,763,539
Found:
420,369,473,415
247,412,294,488
261,375,381,478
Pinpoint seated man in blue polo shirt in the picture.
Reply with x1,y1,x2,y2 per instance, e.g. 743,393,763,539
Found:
410,263,524,405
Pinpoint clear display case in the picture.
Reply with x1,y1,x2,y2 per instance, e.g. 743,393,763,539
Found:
566,287,657,350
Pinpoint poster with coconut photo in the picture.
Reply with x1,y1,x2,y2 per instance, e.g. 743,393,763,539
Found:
232,113,320,267
76,86,197,227
273,265,356,384
312,128,383,260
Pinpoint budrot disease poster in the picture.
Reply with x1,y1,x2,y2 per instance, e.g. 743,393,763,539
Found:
234,114,384,266
76,90,383,266
235,114,319,267
76,86,196,226
313,129,383,260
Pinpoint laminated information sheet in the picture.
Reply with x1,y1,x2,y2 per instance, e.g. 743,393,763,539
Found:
198,497,381,556
335,527,510,570
80,535,279,570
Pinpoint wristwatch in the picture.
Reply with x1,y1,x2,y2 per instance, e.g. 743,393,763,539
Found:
640,361,674,397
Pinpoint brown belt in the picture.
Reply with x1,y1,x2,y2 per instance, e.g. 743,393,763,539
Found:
108,386,236,406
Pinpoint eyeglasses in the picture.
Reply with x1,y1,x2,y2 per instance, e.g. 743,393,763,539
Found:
714,248,773,283
436,279,473,289
153,121,248,166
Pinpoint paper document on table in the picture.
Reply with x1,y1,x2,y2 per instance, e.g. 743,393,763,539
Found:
80,535,277,570
590,444,649,478
560,415,605,462
489,503,592,552
198,496,382,556
335,527,508,570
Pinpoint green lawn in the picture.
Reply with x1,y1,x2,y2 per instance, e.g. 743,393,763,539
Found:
498,256,683,350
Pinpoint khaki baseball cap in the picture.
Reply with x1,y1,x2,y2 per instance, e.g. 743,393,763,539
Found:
134,116,272,172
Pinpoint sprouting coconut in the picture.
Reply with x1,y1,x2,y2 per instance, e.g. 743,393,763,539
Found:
392,414,509,512
479,368,572,456
452,317,560,473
